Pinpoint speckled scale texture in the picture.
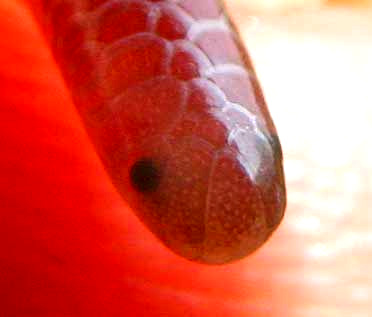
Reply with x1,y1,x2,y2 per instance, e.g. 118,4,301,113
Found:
29,0,286,264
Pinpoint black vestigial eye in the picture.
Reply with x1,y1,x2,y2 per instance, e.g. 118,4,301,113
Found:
130,158,161,193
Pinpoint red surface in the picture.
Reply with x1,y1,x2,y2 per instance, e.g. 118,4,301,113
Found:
0,1,286,316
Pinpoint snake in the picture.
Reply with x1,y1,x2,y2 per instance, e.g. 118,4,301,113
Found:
26,0,286,264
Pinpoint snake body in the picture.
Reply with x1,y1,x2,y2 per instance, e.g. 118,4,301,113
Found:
27,0,286,264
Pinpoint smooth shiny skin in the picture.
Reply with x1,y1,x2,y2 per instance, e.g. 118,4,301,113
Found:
27,0,286,264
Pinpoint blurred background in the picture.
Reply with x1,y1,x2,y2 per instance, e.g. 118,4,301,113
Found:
226,0,372,316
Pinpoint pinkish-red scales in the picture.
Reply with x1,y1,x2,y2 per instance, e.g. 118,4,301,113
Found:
27,0,286,264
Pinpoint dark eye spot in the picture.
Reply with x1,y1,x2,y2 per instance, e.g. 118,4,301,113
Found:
130,158,161,193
